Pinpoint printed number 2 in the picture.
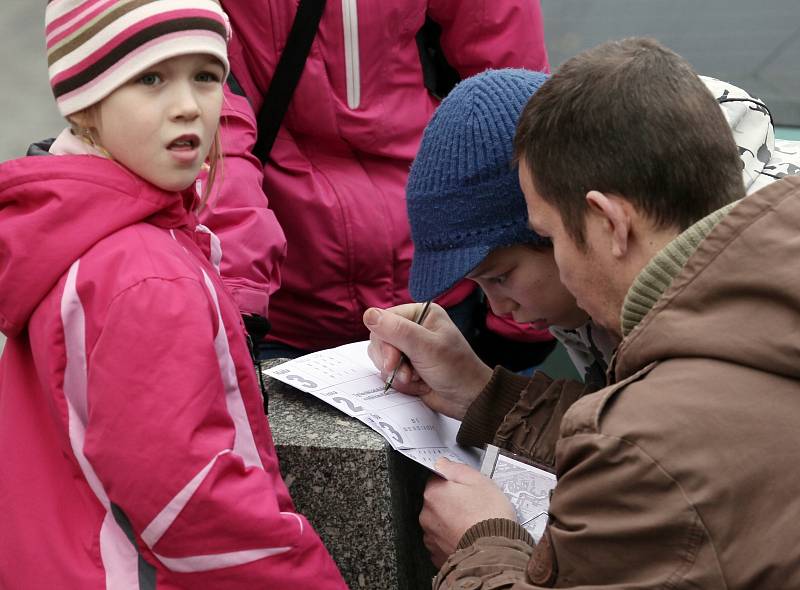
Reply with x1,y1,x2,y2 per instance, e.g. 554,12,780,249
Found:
286,374,318,389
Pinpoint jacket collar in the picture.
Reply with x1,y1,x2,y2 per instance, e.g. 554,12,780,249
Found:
620,200,738,337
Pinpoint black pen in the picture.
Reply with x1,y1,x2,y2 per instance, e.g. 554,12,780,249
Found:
383,300,432,393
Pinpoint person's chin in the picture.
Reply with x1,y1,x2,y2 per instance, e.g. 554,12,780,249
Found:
148,177,192,193
155,168,199,192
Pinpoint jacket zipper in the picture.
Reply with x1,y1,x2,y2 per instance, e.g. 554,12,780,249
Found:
342,0,360,109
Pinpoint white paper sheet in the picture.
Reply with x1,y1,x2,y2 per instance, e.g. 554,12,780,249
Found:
265,341,482,473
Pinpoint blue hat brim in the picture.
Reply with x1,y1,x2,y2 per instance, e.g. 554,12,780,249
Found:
408,243,493,302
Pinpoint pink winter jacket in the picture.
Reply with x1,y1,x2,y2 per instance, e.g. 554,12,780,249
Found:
0,155,345,589
201,0,549,350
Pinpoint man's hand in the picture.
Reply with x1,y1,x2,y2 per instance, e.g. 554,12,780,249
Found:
420,459,517,567
363,303,493,419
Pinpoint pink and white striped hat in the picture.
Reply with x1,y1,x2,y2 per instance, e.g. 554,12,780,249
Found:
45,0,231,117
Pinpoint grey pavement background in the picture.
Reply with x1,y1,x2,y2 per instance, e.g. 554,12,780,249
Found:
0,0,798,356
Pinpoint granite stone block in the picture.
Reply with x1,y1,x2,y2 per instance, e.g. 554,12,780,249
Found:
263,359,438,589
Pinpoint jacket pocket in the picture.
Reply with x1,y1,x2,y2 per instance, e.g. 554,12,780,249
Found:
341,0,360,109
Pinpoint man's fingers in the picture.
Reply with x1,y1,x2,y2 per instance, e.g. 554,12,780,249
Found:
385,370,431,397
421,531,446,568
366,338,384,371
379,341,402,375
419,501,435,531
364,317,404,375
433,458,460,481
420,500,448,568
433,458,483,483
363,305,437,353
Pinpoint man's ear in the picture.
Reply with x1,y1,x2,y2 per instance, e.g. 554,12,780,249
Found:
585,190,631,258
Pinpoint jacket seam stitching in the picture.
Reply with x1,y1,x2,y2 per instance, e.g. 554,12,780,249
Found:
564,362,658,437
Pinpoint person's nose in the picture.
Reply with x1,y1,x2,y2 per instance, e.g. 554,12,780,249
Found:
484,290,516,317
168,80,201,121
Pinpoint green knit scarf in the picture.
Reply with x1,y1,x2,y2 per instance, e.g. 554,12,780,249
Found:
621,201,739,337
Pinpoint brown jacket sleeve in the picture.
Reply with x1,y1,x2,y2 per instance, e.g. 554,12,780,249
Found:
457,367,588,468
457,366,533,449
434,389,721,589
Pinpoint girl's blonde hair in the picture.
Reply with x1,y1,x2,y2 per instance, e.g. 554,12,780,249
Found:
199,129,223,211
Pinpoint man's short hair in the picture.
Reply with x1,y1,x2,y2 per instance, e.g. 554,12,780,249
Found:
514,37,745,246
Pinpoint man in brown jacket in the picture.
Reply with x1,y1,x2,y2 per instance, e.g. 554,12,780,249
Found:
425,37,800,588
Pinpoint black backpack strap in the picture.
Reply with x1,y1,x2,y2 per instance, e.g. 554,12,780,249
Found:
248,0,327,164
416,16,460,100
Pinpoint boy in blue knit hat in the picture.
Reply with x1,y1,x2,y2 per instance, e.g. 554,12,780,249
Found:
364,70,618,471
406,68,618,391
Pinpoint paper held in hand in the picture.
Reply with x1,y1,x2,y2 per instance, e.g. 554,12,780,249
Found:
264,341,483,474
480,444,556,543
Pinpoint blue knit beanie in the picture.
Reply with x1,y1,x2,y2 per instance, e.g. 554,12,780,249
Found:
407,68,550,302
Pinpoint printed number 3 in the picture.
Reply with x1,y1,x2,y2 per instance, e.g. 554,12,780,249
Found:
286,374,318,389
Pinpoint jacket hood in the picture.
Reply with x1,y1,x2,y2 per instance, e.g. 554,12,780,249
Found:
616,175,800,382
0,155,192,337
703,76,800,194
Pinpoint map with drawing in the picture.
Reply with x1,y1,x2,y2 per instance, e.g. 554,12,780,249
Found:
480,445,556,543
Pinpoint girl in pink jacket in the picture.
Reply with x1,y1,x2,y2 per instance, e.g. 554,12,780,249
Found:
0,1,345,588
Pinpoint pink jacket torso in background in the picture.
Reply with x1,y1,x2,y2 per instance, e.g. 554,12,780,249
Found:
0,155,345,589
203,0,549,350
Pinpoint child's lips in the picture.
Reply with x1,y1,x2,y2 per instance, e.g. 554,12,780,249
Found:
168,134,199,149
167,134,201,163
168,146,200,164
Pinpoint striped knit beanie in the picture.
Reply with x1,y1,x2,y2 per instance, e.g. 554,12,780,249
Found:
46,0,231,117
407,68,550,302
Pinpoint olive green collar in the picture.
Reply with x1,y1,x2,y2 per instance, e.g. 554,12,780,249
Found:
621,201,738,337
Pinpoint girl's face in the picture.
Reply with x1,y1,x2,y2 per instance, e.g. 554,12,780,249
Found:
468,244,590,330
77,54,225,192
